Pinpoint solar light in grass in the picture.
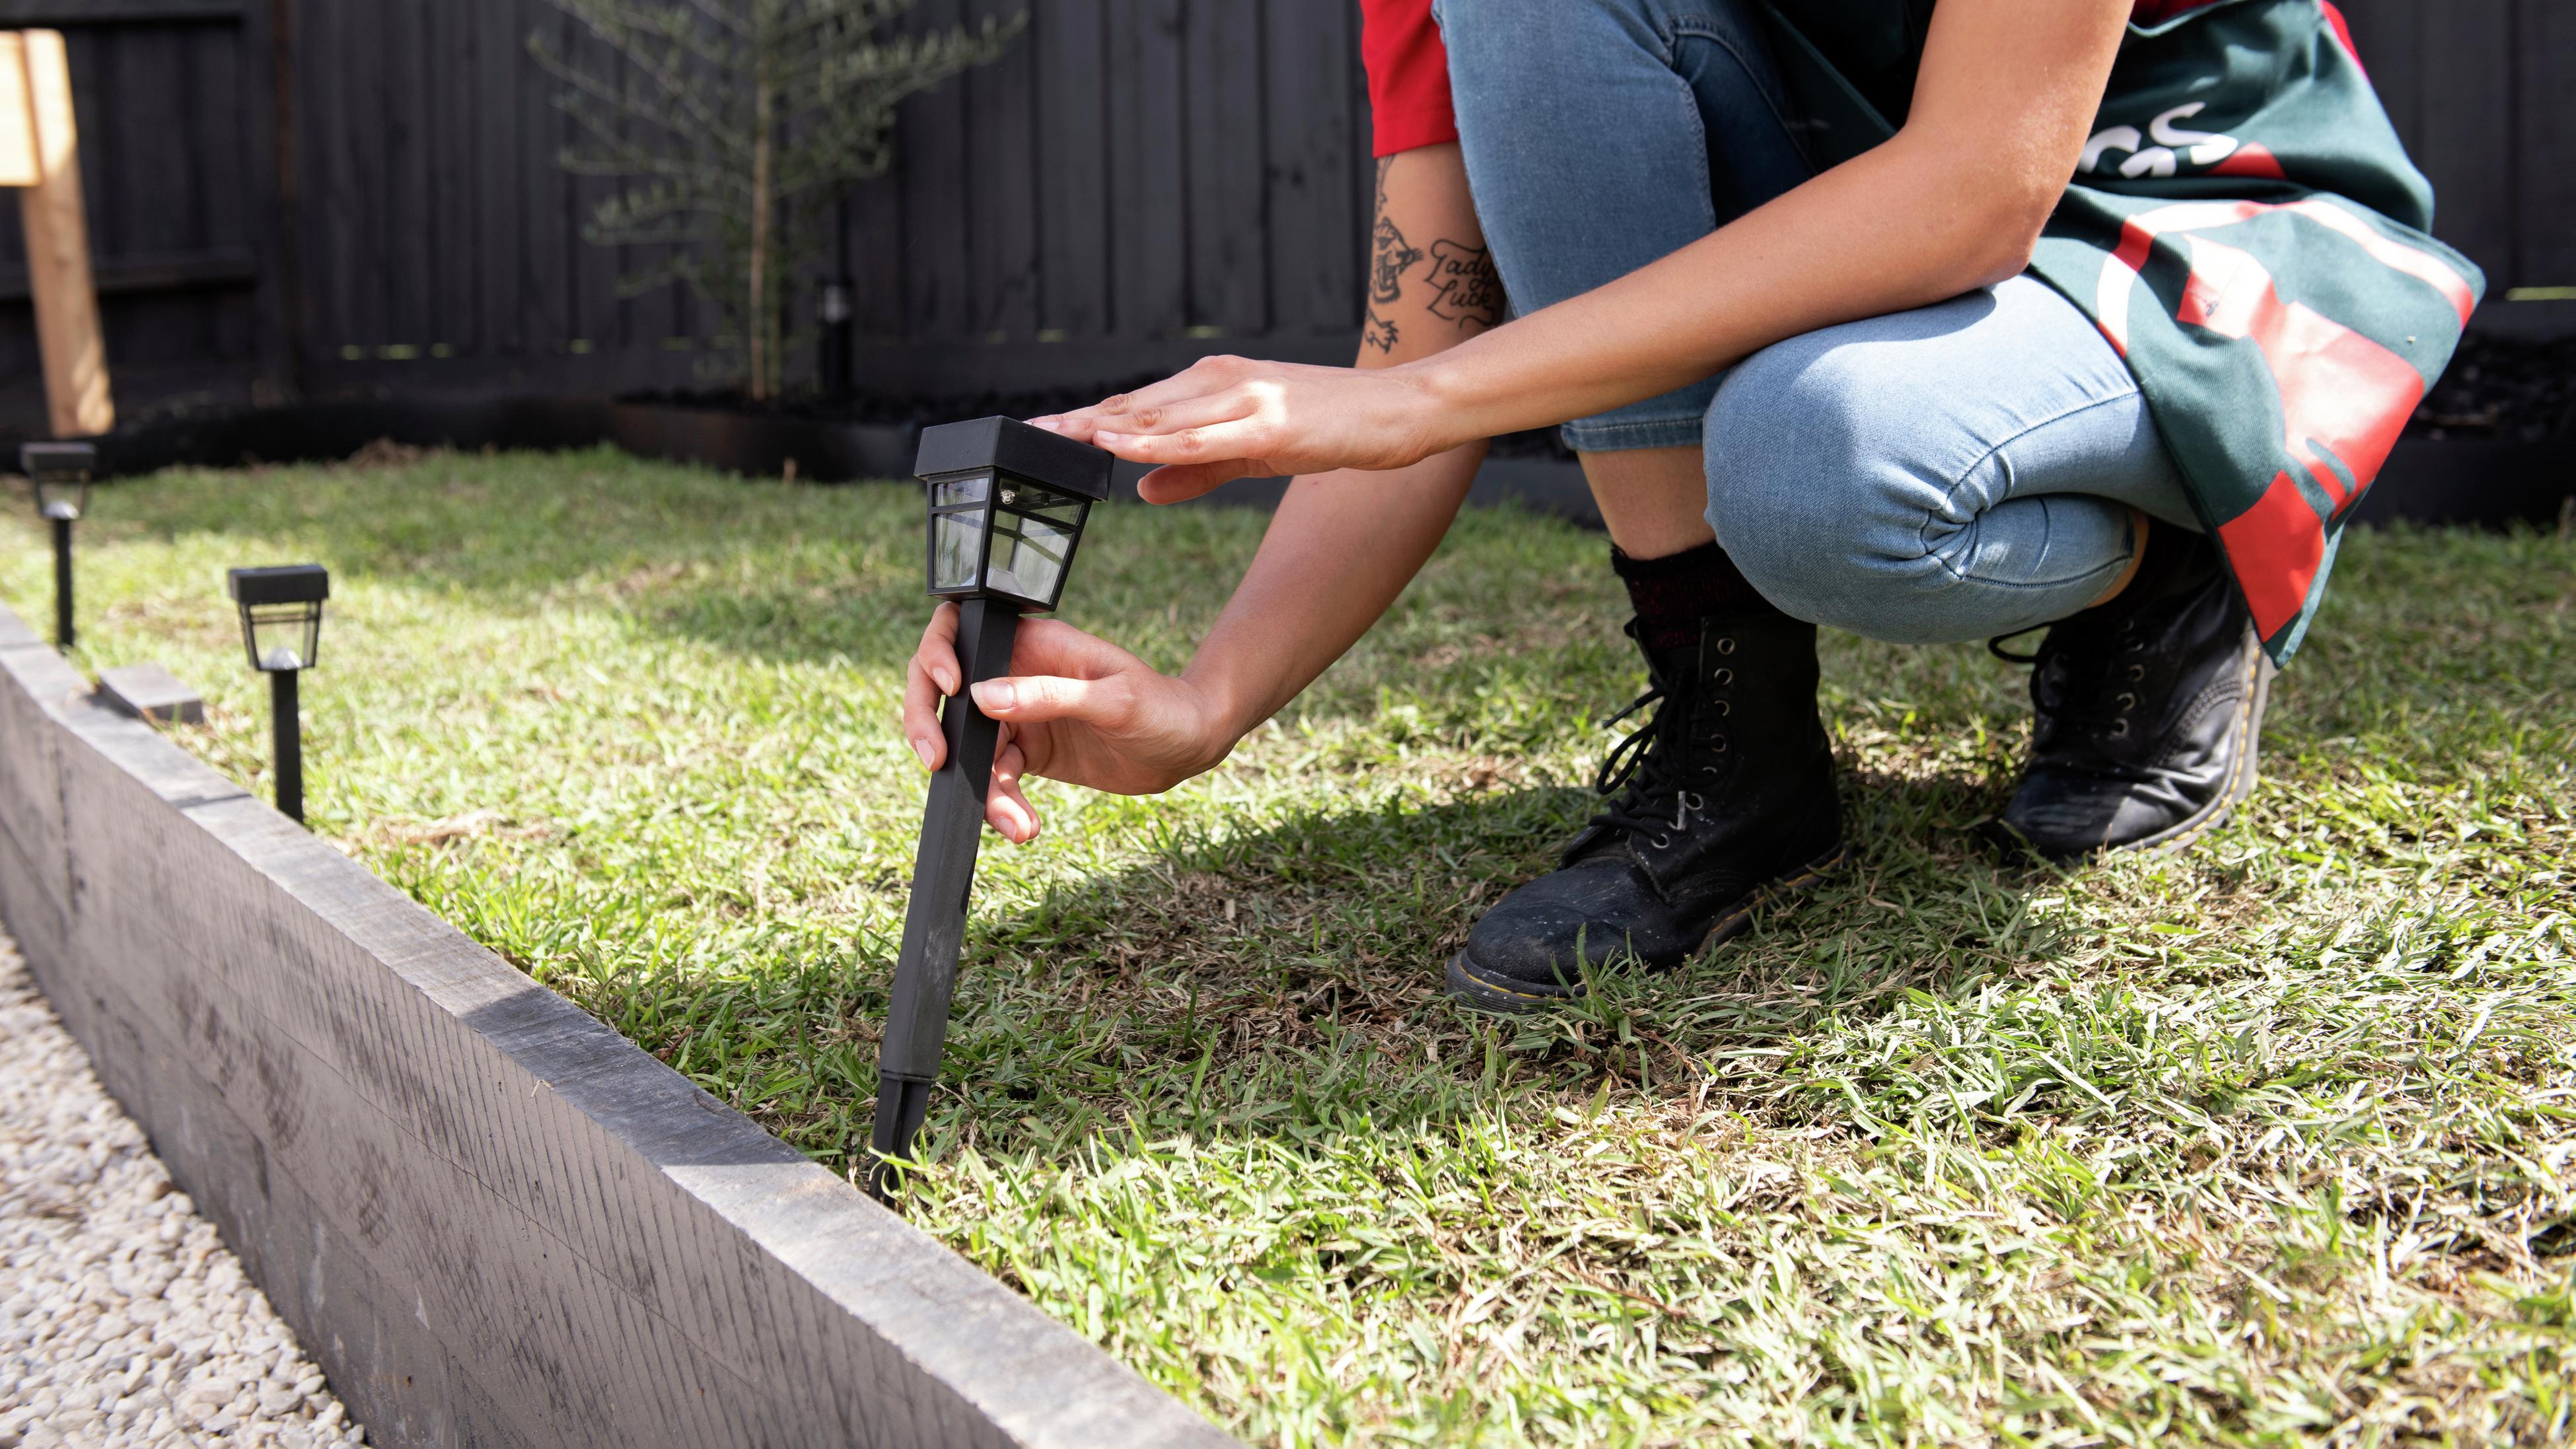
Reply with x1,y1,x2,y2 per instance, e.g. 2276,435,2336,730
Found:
226,563,329,826
22,441,94,651
873,417,1113,1199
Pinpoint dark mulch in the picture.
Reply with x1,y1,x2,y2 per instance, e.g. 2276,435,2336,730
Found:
2408,334,2576,442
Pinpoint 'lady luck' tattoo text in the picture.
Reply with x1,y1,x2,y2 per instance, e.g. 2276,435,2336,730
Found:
1365,157,1506,351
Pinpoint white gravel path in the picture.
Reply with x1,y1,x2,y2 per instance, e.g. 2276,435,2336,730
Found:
0,936,367,1448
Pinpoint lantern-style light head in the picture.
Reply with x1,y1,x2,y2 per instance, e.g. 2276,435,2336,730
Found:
914,417,1113,612
22,441,95,522
227,564,330,673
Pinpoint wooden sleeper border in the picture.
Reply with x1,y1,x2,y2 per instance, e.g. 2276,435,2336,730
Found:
0,599,1238,1449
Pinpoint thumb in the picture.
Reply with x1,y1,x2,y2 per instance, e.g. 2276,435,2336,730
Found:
971,673,1130,726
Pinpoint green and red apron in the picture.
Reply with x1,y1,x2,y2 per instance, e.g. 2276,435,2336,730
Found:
1759,0,2478,662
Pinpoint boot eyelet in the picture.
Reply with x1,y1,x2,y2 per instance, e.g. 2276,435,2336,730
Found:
1651,833,1672,849
1713,668,1733,686
1682,792,1705,812
1714,699,1731,717
1715,638,1736,655
1711,738,1729,752
2117,691,2138,711
2108,719,2130,738
2126,664,2145,682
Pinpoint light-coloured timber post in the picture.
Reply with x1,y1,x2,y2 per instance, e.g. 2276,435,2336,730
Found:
1,30,113,438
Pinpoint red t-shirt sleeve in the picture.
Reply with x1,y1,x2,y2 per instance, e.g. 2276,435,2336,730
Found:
1359,0,1458,157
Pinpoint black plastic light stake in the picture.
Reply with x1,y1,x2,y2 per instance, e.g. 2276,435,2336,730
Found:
50,514,72,649
227,563,330,827
871,595,1020,1176
270,667,304,824
870,417,1113,1201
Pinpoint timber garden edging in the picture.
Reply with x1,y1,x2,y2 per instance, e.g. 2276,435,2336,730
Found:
0,598,1238,1449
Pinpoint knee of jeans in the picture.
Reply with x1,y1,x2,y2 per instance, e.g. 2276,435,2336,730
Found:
1703,341,1962,638
1439,0,1652,66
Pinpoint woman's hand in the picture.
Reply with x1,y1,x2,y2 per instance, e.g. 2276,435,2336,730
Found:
901,604,1237,843
1030,355,1460,503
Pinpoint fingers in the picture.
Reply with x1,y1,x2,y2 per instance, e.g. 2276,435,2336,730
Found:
985,736,1041,843
1136,462,1260,504
1042,356,1257,441
1092,388,1262,441
969,670,1133,729
902,604,962,769
1023,413,1090,442
1091,416,1283,474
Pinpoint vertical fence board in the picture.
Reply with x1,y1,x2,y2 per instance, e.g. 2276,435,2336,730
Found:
2514,0,2575,287
194,21,257,365
1185,0,1267,337
303,0,353,349
1107,0,1186,341
1261,0,1359,339
902,0,974,341
846,172,907,343
427,0,476,355
519,0,573,357
478,0,524,357
390,0,437,348
351,0,394,348
567,14,622,356
2414,4,2515,287
1034,0,1108,339
2332,0,2421,147
966,0,1038,340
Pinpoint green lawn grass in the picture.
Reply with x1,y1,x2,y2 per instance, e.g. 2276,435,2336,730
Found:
5,446,2571,1446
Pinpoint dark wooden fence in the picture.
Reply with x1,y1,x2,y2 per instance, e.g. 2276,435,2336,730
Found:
0,0,2566,432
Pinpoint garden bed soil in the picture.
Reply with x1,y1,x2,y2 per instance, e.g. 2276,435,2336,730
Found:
2406,333,2576,442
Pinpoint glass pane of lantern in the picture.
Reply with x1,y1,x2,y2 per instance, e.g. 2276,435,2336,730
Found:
985,508,1077,605
34,479,84,520
931,509,986,592
247,604,322,671
931,472,991,509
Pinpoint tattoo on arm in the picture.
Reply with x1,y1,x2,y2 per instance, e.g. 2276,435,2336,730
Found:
1423,240,1504,328
1363,155,1504,351
1363,160,1417,351
1369,217,1425,307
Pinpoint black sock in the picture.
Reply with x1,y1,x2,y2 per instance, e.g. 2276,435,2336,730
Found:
1612,541,1783,651
2117,521,2221,609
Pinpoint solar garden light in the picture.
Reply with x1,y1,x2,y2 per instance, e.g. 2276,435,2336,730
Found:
226,564,329,826
871,416,1112,1197
22,441,94,650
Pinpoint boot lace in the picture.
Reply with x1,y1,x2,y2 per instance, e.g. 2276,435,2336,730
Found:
1992,619,2149,740
1584,637,1728,851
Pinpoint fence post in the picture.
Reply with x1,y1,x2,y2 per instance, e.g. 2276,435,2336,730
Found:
3,29,114,439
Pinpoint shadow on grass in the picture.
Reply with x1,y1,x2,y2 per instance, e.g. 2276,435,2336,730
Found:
915,759,2045,1166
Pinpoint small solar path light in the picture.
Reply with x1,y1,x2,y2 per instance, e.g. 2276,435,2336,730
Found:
226,564,329,826
872,417,1112,1198
23,441,93,650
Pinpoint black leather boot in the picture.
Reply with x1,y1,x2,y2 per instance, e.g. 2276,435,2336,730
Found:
1994,531,2274,861
1447,614,1846,1012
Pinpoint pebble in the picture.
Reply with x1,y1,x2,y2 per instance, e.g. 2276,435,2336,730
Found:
0,935,368,1448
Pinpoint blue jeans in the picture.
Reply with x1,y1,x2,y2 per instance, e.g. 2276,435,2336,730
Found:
1438,0,2200,645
